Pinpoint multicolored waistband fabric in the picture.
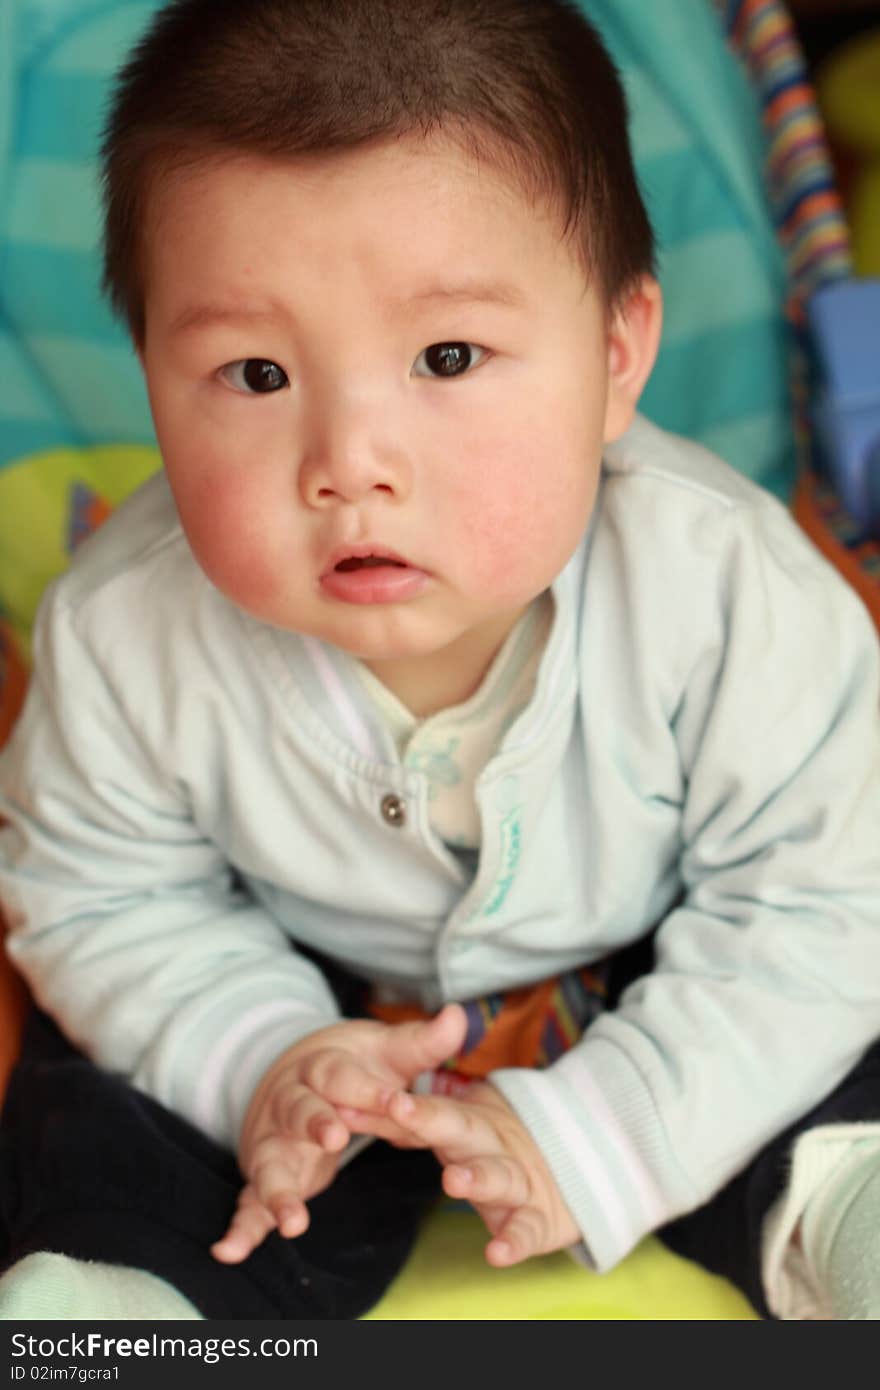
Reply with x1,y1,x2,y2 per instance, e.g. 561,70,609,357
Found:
368,964,611,1092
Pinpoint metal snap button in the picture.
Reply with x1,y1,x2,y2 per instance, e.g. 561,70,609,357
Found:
380,793,406,828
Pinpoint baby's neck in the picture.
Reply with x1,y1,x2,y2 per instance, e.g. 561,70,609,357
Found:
362,606,529,718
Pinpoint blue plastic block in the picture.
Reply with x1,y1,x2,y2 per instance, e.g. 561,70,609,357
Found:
807,279,880,534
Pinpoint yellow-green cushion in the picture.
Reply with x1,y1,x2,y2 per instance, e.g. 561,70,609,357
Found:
367,1205,757,1320
0,446,159,656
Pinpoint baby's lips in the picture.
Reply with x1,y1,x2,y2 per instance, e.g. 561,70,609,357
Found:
319,553,431,604
323,541,417,575
335,554,407,573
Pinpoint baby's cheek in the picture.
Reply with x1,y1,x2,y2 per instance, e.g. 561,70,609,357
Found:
171,469,292,610
460,500,530,590
451,453,590,594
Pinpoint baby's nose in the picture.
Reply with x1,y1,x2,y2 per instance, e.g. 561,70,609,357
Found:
297,398,411,508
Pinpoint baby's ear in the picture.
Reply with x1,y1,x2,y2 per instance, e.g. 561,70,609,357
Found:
602,275,663,443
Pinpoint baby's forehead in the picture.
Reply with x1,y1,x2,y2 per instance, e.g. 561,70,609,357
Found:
141,135,593,293
147,131,554,214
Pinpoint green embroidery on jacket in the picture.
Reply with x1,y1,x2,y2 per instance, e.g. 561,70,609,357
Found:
484,808,522,915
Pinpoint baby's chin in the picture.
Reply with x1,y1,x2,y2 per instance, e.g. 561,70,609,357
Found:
309,590,537,662
318,622,465,665
258,604,468,664
216,572,518,666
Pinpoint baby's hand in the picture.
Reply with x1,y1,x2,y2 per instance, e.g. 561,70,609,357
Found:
211,1004,467,1263
383,1082,580,1266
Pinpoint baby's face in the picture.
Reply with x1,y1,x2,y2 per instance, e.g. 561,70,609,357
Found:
140,136,655,702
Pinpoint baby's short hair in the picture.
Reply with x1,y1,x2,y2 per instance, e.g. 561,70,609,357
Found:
101,0,655,346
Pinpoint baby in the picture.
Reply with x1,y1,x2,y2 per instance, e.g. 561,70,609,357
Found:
0,0,879,1322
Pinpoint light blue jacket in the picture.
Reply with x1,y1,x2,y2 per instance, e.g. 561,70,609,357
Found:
1,415,878,1271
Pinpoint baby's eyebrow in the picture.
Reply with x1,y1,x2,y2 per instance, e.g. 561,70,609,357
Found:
401,279,527,311
168,304,285,337
168,279,526,337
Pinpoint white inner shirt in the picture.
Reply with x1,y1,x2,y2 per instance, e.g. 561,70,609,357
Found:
355,591,554,850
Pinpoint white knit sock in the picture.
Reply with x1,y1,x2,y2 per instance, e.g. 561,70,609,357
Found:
761,1124,880,1319
0,1252,203,1320
800,1142,880,1320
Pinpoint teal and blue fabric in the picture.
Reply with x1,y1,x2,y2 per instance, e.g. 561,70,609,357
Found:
0,0,795,495
0,2,159,468
580,0,794,497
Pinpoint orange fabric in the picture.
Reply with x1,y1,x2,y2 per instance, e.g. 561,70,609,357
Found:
792,190,846,224
0,933,27,1096
792,474,880,633
766,83,815,126
370,976,566,1079
0,623,30,1090
0,621,27,751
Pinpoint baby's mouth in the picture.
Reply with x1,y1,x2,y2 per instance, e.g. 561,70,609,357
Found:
334,555,407,573
320,546,429,604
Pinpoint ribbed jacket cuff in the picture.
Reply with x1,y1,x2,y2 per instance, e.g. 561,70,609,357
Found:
140,1004,340,1151
491,1038,694,1271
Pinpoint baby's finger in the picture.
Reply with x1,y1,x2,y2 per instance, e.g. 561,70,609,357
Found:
300,1052,394,1115
277,1089,349,1151
442,1153,531,1207
387,1089,495,1160
249,1148,316,1236
485,1203,548,1267
211,1185,276,1264
379,1004,468,1082
336,1104,426,1148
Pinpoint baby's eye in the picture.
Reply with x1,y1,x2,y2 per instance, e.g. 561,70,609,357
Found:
218,359,289,394
412,342,486,378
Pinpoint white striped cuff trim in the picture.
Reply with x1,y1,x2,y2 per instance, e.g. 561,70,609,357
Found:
152,952,339,1106
224,1016,330,1139
534,1078,638,1257
192,1001,323,1133
557,1052,669,1231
